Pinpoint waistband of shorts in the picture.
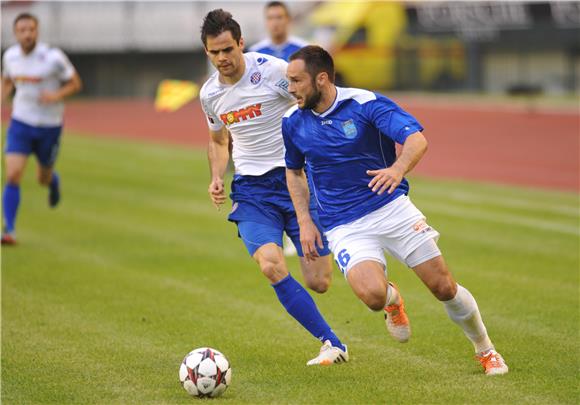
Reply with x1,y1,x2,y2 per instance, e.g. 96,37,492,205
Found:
233,166,285,182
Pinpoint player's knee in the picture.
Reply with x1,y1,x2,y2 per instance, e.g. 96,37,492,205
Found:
430,277,457,301
360,287,387,311
257,257,286,284
306,276,331,294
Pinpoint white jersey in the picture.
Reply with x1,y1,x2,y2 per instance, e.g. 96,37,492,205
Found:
2,42,76,127
200,52,295,176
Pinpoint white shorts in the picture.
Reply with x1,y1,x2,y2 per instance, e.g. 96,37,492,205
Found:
325,195,441,276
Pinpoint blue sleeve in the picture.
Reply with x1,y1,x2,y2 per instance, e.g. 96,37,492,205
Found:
282,118,305,170
364,95,424,144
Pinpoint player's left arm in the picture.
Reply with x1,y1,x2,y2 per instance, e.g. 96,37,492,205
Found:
367,131,428,195
39,72,82,104
40,49,82,104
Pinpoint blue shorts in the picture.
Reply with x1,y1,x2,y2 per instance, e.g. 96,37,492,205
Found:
228,167,331,257
5,118,62,167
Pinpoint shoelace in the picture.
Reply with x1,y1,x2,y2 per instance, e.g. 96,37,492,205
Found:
385,303,406,325
478,352,502,369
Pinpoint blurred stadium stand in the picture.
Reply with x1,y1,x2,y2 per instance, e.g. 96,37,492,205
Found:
1,1,578,97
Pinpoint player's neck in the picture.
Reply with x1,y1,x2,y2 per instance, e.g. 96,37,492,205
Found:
20,42,37,55
313,85,337,114
271,34,288,46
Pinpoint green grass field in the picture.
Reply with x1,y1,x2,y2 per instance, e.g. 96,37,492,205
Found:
2,132,578,404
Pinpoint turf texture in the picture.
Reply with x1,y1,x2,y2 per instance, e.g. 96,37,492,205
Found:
2,132,578,404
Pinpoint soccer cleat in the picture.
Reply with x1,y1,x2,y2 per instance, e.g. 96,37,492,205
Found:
1,232,17,245
384,283,411,343
49,178,60,208
306,340,349,366
476,349,509,376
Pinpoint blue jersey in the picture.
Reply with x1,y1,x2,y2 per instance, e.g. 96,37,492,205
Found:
282,87,424,231
249,36,308,62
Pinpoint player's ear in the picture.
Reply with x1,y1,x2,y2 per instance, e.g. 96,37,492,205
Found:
317,72,327,86
239,37,245,51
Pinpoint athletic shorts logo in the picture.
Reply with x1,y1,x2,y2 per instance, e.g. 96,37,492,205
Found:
412,219,432,234
207,115,215,124
341,119,358,139
230,202,239,214
220,103,263,126
250,71,261,85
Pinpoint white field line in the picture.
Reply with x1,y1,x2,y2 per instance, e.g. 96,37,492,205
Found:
423,202,579,236
415,188,579,217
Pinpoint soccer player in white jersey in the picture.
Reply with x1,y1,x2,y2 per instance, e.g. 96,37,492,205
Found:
282,46,509,375
199,9,350,366
1,13,82,245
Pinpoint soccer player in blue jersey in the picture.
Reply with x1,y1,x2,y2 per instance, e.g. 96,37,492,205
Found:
282,46,509,375
200,9,348,366
249,1,308,62
1,13,82,245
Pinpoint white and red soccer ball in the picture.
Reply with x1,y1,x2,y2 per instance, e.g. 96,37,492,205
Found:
179,347,232,398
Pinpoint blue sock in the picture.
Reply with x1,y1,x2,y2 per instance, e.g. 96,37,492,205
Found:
3,184,20,233
50,172,59,189
272,274,345,350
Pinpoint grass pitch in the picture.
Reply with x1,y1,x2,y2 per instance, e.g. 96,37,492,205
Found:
2,132,578,404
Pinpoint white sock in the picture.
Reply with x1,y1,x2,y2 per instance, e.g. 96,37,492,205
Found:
443,284,494,353
386,282,400,306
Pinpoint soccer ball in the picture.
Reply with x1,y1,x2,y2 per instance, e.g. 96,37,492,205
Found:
179,347,232,398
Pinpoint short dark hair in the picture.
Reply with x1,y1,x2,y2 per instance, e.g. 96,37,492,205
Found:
265,1,290,16
289,46,335,83
14,12,38,27
200,9,242,47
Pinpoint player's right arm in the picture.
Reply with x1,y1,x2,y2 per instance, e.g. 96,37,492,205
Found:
207,127,230,209
286,168,324,263
1,76,14,104
282,115,323,262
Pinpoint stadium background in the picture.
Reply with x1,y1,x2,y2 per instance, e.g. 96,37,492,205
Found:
1,1,579,404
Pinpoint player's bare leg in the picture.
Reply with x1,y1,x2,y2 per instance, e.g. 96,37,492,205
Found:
253,243,347,365
37,164,60,208
346,260,411,342
412,250,508,375
2,153,28,244
299,254,333,293
253,242,290,283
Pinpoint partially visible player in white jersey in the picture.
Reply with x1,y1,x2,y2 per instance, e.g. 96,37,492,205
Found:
199,9,350,366
1,13,82,245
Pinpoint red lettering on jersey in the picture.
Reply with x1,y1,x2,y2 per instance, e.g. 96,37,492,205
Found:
220,103,262,125
13,76,43,84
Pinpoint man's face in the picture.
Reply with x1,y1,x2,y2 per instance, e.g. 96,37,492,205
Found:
14,18,38,53
287,59,321,110
205,31,245,78
265,5,290,40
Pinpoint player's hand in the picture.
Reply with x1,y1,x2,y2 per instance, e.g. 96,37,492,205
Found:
39,91,62,104
299,219,324,263
208,178,226,210
367,166,405,195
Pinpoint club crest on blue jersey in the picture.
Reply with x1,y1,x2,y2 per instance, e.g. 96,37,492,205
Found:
341,119,358,139
250,71,261,85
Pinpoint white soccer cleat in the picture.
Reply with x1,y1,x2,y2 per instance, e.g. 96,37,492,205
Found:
476,349,509,376
384,283,411,343
306,340,349,366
